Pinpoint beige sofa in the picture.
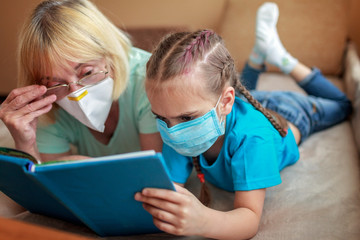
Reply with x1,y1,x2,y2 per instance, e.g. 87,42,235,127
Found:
1,0,360,239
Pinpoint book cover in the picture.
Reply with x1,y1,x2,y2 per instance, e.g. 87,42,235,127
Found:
0,147,175,236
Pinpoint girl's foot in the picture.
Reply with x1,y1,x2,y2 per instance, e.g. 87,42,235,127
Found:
250,2,298,74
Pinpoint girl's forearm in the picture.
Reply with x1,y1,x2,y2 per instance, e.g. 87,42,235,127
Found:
199,207,261,240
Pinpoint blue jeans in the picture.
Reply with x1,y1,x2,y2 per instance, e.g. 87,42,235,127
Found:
240,63,352,142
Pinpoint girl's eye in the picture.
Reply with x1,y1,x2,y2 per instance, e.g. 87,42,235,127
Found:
155,115,171,124
180,116,194,122
155,115,167,122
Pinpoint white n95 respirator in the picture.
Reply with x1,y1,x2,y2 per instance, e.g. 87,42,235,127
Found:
56,77,114,132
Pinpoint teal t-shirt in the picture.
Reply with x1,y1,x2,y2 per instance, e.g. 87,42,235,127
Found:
36,47,157,157
162,97,300,191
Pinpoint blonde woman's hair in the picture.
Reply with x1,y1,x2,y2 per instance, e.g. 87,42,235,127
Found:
17,0,132,100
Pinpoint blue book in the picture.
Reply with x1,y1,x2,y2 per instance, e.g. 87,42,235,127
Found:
0,147,175,236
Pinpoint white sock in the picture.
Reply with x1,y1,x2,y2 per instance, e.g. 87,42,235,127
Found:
249,48,265,65
251,2,298,74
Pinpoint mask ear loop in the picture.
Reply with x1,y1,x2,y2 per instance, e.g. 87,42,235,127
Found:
214,94,222,108
214,94,225,123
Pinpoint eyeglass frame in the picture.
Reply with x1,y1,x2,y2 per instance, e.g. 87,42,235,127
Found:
45,70,109,93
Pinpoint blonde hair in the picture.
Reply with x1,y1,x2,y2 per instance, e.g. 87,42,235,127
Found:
17,0,131,100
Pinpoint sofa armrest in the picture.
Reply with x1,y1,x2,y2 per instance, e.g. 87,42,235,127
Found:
344,41,360,152
344,41,360,101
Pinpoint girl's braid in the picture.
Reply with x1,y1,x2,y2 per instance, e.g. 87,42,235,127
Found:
146,31,189,80
234,80,288,137
183,30,213,65
219,40,288,137
192,156,211,206
183,30,217,207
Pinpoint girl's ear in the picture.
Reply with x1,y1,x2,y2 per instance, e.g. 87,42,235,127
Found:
220,86,235,115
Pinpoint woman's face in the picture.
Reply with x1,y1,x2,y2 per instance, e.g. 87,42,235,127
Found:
40,58,108,100
147,70,221,128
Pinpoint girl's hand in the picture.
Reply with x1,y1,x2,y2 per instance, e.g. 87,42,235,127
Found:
0,85,56,154
134,184,209,236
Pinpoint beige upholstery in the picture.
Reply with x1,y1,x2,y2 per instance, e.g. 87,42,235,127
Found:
219,0,349,75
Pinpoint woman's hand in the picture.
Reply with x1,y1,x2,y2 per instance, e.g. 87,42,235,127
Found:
134,184,209,236
0,85,56,156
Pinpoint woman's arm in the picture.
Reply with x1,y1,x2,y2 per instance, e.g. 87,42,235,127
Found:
135,185,266,240
39,132,162,163
139,132,163,152
40,151,92,162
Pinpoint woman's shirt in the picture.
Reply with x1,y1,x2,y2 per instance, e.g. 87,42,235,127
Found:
36,47,157,157
162,96,300,192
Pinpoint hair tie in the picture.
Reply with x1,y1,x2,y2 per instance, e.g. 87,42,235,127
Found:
197,173,205,183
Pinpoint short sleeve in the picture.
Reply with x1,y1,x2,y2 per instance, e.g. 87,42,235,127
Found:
36,109,80,154
36,122,71,154
162,144,193,184
135,86,158,134
129,49,158,134
231,130,282,191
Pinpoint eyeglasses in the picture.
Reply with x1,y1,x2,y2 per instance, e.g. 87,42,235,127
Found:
44,70,108,99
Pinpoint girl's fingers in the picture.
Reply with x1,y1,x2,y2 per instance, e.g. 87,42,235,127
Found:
142,203,177,224
142,203,190,236
152,216,182,235
174,184,192,195
140,188,187,204
135,191,180,214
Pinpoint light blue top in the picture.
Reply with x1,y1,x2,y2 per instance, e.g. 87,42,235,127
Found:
162,97,300,191
36,48,158,157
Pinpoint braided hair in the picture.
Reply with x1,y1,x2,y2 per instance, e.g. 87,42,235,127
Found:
146,29,288,206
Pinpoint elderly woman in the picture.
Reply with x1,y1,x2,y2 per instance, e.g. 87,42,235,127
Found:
0,0,162,162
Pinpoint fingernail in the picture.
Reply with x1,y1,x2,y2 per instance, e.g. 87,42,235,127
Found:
134,192,140,200
50,94,57,101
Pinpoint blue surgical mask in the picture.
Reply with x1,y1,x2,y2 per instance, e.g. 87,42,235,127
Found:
156,96,225,157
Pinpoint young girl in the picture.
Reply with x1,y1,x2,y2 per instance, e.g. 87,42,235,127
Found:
135,3,352,240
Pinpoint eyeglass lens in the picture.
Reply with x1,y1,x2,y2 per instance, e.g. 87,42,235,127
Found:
44,72,107,98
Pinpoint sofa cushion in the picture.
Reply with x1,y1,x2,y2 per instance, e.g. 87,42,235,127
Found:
218,0,349,75
101,0,226,30
124,27,187,53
